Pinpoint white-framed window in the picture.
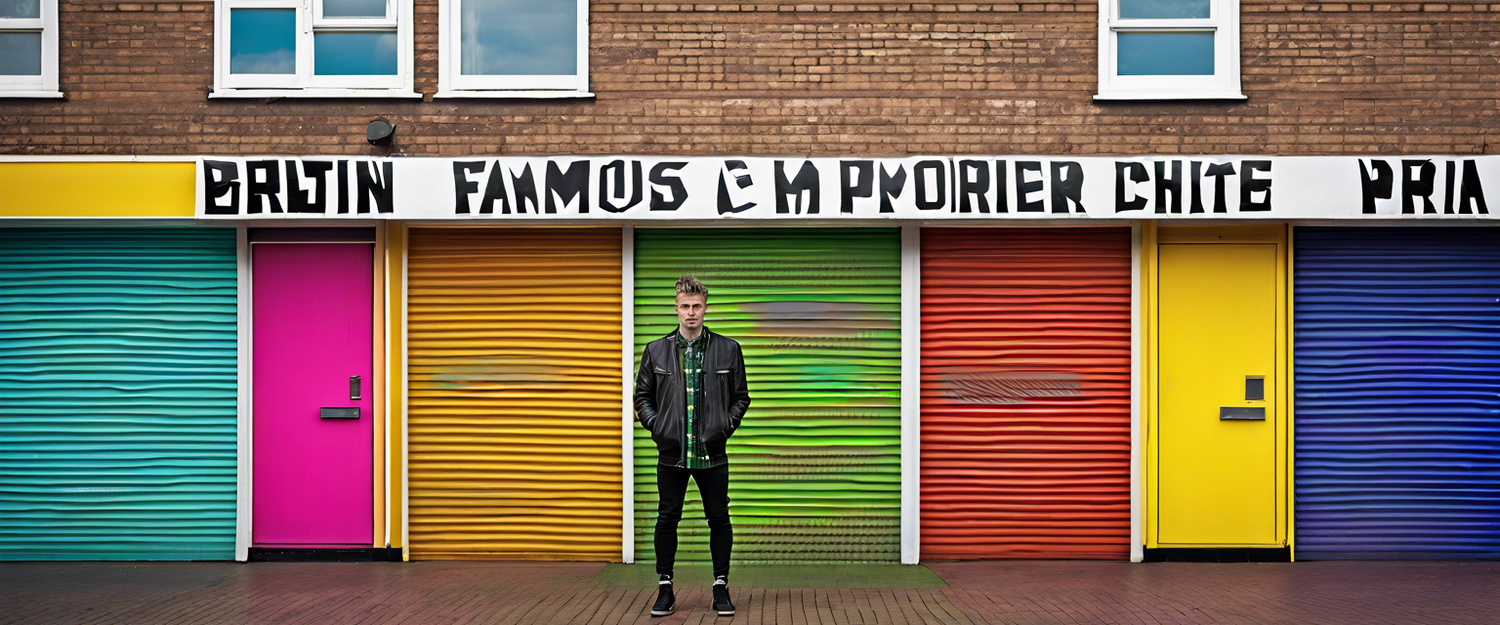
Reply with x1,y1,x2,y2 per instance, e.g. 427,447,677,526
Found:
213,0,418,98
436,0,590,99
0,0,60,98
1096,0,1243,101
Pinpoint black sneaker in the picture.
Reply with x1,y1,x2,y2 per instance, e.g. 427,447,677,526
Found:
712,581,735,617
650,576,675,617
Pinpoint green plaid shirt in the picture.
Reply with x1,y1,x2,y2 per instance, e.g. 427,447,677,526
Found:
676,329,711,469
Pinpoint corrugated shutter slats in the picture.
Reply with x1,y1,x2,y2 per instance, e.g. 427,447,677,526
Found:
0,228,239,560
1294,227,1500,559
633,228,903,563
921,228,1132,559
407,228,623,560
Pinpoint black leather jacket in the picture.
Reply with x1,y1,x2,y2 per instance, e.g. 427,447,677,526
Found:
634,329,751,467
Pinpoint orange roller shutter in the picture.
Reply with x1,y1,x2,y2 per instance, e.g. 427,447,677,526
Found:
920,228,1132,560
407,228,623,560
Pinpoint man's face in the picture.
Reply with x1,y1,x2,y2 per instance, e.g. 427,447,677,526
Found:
675,293,707,331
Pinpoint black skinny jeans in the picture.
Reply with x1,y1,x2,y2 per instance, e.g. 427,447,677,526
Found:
654,464,732,579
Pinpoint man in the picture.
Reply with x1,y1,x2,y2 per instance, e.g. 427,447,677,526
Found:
634,274,751,618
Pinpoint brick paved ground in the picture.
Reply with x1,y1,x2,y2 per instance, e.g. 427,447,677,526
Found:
2,560,1497,625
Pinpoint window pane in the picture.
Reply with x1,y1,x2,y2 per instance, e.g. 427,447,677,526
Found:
1118,32,1214,76
1119,0,1210,19
323,0,386,18
0,0,40,19
230,9,296,75
314,32,398,75
0,31,41,76
461,0,577,76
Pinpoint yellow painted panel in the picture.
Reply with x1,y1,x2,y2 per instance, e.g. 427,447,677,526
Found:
0,162,196,217
385,224,407,554
406,227,623,560
1158,244,1278,546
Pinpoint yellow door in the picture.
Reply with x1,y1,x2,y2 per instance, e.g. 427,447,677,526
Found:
1157,243,1279,546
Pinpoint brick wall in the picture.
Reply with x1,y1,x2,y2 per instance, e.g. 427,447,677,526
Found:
3,1,1497,156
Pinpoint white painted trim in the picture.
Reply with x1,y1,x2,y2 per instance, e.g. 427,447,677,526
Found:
400,230,410,559
899,224,921,565
0,90,63,98
1130,222,1144,563
1096,0,1242,101
437,0,589,93
382,224,393,549
214,0,416,96
1094,91,1246,101
432,90,594,100
234,225,252,561
209,89,423,99
621,225,635,564
0,0,60,95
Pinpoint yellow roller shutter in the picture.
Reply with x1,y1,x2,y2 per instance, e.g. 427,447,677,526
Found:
407,228,622,560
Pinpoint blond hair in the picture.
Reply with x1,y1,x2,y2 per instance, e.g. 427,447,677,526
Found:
675,274,708,298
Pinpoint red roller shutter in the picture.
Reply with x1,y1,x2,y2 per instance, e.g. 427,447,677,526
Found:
920,228,1132,560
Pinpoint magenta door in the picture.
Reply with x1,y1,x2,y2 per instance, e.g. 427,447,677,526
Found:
253,242,373,547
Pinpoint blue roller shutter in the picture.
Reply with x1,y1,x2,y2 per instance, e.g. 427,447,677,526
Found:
0,227,239,560
1294,226,1500,560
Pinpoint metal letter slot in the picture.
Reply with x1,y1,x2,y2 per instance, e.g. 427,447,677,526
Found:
321,407,360,420
1220,407,1266,421
1245,376,1265,401
350,376,361,401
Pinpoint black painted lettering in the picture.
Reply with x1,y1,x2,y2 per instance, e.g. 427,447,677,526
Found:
545,160,589,214
1359,159,1393,215
478,161,507,214
878,163,906,214
453,161,485,214
287,160,330,214
598,160,641,214
1189,161,1205,214
1115,162,1149,212
336,161,350,214
356,160,394,214
1016,161,1045,213
1445,161,1457,214
717,160,755,215
840,160,874,214
775,160,820,215
1402,159,1436,214
1457,159,1489,215
1240,160,1272,212
247,160,283,214
1154,160,1183,214
1050,161,1084,213
1205,162,1235,214
202,160,240,215
649,162,688,212
509,163,539,214
956,159,991,213
914,160,946,211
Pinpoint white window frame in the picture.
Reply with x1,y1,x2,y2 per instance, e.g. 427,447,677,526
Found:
213,0,419,99
0,0,61,98
435,0,591,99
1096,0,1244,101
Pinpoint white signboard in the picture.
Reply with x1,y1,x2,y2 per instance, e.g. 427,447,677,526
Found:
196,156,1497,220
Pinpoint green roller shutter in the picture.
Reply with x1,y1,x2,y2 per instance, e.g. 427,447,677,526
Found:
0,227,239,560
633,228,901,564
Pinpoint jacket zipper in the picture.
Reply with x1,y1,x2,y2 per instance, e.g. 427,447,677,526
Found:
676,343,687,468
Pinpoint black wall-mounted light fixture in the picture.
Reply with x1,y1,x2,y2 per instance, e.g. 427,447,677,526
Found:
367,119,396,145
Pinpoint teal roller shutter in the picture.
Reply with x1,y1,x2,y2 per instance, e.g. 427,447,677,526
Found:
0,227,239,561
633,228,902,564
